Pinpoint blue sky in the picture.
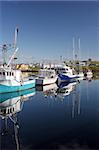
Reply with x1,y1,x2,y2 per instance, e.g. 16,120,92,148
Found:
0,1,99,62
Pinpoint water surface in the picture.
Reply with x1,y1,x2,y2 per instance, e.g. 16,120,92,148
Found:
0,79,99,150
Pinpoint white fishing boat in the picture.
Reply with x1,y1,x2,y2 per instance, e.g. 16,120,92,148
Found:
0,28,35,93
36,69,58,85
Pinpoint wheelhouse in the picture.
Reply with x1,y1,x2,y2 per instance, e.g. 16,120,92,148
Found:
0,67,21,81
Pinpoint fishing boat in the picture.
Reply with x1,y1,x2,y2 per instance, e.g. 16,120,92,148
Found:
0,66,35,93
56,64,78,83
36,69,58,85
0,28,35,93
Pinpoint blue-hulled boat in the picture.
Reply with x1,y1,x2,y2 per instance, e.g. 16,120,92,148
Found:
56,64,78,83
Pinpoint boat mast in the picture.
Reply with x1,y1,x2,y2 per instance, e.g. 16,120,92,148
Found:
78,37,80,73
0,28,18,66
78,37,80,62
14,28,18,49
7,28,19,67
72,37,75,68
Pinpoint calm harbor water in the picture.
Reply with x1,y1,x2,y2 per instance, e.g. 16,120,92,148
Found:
0,78,99,150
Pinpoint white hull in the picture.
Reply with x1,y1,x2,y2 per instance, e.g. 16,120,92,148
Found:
36,76,58,85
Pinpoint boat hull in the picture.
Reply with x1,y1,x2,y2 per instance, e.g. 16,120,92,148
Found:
0,79,35,93
36,76,57,85
58,74,78,83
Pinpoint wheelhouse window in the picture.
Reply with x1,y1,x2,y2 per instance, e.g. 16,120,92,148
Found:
8,109,10,114
3,72,5,75
10,108,12,113
8,72,12,76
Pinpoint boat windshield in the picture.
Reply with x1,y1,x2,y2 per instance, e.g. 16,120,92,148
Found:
58,68,69,73
39,70,54,77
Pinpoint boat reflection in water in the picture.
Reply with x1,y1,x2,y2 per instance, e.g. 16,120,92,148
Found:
57,81,77,98
36,81,77,99
0,88,36,150
36,83,58,98
57,81,82,118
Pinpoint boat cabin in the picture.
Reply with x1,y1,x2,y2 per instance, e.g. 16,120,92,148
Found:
0,67,22,81
38,69,56,78
56,66,73,75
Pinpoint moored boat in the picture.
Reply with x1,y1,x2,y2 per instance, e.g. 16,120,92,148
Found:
0,66,35,93
0,28,35,93
56,64,78,83
84,69,93,78
36,69,58,85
